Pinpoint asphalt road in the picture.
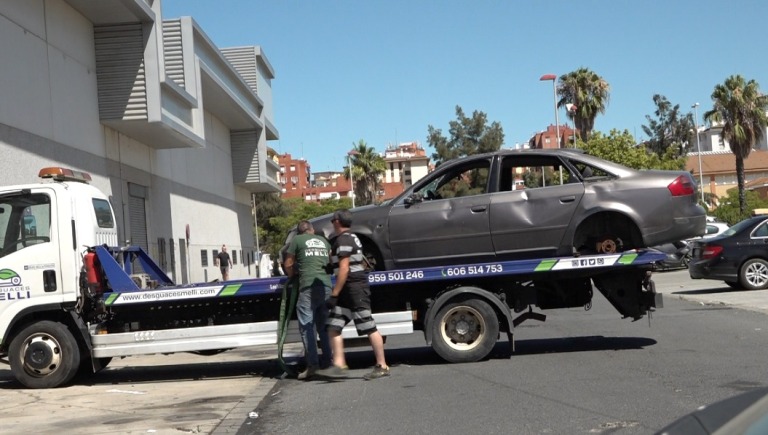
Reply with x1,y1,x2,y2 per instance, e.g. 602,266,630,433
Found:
2,269,768,434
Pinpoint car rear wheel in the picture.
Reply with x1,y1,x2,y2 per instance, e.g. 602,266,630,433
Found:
739,259,768,290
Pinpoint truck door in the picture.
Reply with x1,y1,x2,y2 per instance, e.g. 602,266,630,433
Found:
0,189,61,305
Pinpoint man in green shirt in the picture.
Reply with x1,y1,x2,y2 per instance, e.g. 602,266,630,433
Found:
284,220,333,380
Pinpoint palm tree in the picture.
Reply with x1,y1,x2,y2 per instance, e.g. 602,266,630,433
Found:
556,68,610,141
347,139,385,206
704,75,768,215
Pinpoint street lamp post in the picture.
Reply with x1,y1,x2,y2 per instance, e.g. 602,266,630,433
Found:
540,74,560,148
347,150,359,208
692,103,706,205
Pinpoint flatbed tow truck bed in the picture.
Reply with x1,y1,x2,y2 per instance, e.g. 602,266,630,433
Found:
87,246,665,360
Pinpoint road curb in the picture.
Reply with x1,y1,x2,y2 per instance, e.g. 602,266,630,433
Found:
212,376,279,434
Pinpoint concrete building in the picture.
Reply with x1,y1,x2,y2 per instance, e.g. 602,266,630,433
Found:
0,0,280,283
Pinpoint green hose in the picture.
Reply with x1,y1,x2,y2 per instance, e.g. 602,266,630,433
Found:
277,276,299,377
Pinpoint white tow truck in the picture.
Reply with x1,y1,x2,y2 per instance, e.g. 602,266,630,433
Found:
0,167,665,388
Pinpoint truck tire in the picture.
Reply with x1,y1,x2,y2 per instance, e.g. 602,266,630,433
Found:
431,298,499,363
9,321,81,389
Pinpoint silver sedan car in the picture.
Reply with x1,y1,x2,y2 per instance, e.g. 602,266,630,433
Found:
293,149,707,271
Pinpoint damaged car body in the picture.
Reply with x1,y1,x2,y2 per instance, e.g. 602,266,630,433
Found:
292,149,706,271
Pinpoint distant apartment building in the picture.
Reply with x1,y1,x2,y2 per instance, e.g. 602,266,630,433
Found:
277,153,311,198
380,142,431,199
529,124,579,149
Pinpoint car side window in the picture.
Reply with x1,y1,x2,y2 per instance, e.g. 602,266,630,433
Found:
752,223,768,238
499,155,576,191
414,159,491,201
568,159,612,181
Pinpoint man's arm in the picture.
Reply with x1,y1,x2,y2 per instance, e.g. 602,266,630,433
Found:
332,256,350,298
283,254,296,278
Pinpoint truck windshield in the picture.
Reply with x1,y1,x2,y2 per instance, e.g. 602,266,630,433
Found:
0,193,51,259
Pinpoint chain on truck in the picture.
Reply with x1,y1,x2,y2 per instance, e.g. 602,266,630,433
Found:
0,167,665,389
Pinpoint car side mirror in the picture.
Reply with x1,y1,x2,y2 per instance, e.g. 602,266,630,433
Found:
404,192,423,206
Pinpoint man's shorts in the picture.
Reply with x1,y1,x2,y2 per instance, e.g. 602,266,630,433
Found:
220,266,228,275
326,281,378,336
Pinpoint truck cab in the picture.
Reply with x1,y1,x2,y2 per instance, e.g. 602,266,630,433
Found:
0,167,118,386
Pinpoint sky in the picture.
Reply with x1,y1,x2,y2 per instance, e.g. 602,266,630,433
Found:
162,0,768,173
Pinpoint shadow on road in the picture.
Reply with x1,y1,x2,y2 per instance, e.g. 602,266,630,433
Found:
338,334,658,370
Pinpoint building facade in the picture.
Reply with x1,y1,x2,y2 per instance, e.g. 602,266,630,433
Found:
277,153,312,198
686,150,768,207
380,142,430,199
528,124,578,149
0,0,280,283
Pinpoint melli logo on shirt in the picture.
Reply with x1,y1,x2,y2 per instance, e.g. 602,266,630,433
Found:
305,239,326,249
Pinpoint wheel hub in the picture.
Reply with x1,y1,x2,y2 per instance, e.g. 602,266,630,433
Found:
442,308,484,349
23,336,61,375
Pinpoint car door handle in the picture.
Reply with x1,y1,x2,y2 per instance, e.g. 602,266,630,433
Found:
560,196,576,203
470,205,487,213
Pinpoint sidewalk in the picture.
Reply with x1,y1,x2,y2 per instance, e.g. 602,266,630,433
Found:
654,269,768,315
0,343,303,435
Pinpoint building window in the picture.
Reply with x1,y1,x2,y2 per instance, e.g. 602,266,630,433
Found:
201,250,208,267
290,165,296,172
232,250,237,265
212,249,219,265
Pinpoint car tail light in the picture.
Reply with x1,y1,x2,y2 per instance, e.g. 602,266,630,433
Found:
701,245,723,259
668,175,695,196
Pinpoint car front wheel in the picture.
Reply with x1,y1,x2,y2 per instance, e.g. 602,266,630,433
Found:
739,259,768,290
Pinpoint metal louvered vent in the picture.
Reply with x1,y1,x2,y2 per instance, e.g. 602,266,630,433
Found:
220,47,258,95
94,23,148,120
231,130,261,184
162,19,185,88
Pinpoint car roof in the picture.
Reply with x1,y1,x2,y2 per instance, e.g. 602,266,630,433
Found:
433,148,637,176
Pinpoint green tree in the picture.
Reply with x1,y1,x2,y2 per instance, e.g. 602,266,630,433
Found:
641,94,695,158
580,129,686,170
557,68,610,141
253,192,289,254
347,139,386,206
427,105,504,166
704,75,768,214
263,197,352,256
711,189,768,225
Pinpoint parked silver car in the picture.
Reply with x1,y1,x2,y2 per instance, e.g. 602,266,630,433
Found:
290,149,707,271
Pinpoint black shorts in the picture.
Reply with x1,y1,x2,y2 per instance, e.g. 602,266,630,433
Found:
326,281,377,336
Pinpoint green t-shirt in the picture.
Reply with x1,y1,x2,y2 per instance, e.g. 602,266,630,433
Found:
287,233,332,289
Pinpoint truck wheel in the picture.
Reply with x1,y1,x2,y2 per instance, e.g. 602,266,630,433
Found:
431,298,499,363
739,259,768,290
9,321,81,389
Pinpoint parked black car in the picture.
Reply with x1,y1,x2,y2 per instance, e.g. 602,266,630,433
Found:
689,215,768,290
285,149,706,271
652,240,692,270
